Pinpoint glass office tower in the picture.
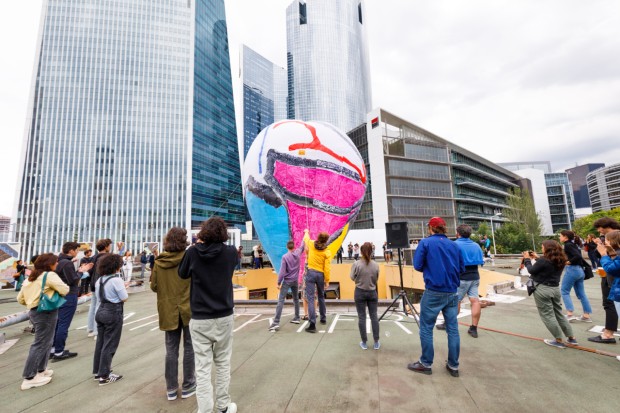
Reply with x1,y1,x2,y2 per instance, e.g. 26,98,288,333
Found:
14,0,242,259
240,45,287,160
286,0,372,133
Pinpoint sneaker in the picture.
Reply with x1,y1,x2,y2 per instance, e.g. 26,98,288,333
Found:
268,323,280,332
543,339,567,349
181,384,196,399
94,370,112,381
167,389,178,401
51,350,78,362
565,314,579,321
407,361,432,375
220,402,238,413
572,315,593,323
320,319,326,325
616,356,620,362
99,373,123,386
445,364,459,377
40,369,53,377
468,326,478,338
290,318,301,324
305,323,317,333
436,323,446,330
21,374,52,390
566,337,579,346
360,341,368,350
87,331,97,337
373,341,381,350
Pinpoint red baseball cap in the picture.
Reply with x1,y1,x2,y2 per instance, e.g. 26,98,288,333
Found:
428,217,446,227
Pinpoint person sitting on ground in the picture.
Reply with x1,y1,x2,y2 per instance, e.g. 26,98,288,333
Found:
151,227,196,401
269,240,305,332
523,240,579,349
559,230,592,322
92,254,128,385
350,242,380,350
17,253,70,390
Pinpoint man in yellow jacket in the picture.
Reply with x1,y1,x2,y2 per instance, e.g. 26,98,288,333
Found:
303,229,332,333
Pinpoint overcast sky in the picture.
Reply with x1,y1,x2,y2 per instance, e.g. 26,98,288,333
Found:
1,0,619,217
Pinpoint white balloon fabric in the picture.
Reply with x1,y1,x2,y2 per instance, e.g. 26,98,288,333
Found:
243,120,367,276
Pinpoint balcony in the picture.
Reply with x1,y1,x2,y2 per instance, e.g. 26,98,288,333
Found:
455,196,510,209
455,179,511,197
451,162,518,187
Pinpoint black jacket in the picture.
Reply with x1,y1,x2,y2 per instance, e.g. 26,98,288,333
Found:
563,241,583,266
56,253,80,295
90,252,109,292
524,257,563,287
178,243,237,320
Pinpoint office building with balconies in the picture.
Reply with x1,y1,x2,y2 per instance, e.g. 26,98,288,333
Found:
14,0,243,259
587,163,620,212
347,108,520,240
286,0,372,133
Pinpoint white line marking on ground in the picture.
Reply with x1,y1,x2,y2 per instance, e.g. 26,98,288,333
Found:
394,321,413,334
297,321,308,332
123,314,157,326
233,314,262,332
130,320,159,331
150,326,159,331
75,312,135,330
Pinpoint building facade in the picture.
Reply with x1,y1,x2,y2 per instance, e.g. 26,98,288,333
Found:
286,0,372,133
14,0,242,259
347,109,520,240
240,45,287,160
587,163,620,212
565,163,605,216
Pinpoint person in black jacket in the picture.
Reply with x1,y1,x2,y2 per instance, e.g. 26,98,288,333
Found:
178,216,237,413
87,239,113,338
524,240,578,349
51,242,93,361
559,230,592,322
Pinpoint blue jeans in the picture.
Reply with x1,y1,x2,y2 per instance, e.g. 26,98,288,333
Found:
87,288,100,334
419,289,460,369
561,265,592,314
305,269,326,324
274,281,300,324
53,293,78,354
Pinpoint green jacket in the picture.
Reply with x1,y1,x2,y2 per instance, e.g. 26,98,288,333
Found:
150,250,190,331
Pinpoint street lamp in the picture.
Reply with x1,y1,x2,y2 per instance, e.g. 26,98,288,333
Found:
489,213,502,256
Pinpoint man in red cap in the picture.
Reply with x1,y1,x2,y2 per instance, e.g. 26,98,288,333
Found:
408,217,464,377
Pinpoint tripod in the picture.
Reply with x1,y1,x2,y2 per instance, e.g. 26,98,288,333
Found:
379,247,420,326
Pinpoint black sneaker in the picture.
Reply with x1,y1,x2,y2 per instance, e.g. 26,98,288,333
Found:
407,361,432,375
290,318,301,324
51,350,78,362
305,323,317,333
94,370,112,381
99,373,123,386
468,326,478,338
436,323,446,330
320,319,326,325
445,364,459,377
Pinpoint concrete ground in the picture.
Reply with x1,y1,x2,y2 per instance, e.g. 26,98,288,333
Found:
1,263,619,413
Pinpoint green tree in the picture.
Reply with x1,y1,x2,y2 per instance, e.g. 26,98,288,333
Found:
495,188,543,253
573,207,620,238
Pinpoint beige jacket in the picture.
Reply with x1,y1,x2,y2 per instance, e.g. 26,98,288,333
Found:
17,271,70,310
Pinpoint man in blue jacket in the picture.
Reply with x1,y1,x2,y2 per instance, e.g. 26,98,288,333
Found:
408,217,464,377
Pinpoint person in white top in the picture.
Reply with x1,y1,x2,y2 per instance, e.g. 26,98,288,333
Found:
122,251,133,284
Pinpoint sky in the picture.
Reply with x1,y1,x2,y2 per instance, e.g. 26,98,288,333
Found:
1,0,620,218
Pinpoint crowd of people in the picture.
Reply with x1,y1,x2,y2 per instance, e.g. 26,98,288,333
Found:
12,213,620,410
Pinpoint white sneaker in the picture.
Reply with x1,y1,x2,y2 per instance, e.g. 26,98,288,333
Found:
21,374,52,390
221,402,237,413
87,331,96,337
41,369,53,377
616,356,620,362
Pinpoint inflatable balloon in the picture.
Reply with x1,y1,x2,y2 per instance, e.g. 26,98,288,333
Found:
243,120,367,276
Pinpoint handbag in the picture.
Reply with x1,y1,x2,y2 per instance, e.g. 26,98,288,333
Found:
526,278,538,296
37,272,67,312
582,261,594,280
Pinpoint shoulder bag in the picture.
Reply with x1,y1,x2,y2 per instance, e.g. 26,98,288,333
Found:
526,278,538,296
582,260,594,280
37,272,67,312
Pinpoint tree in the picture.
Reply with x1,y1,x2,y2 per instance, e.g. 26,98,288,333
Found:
495,188,543,253
572,207,620,238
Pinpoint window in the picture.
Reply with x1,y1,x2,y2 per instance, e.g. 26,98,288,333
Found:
358,3,363,24
299,2,307,25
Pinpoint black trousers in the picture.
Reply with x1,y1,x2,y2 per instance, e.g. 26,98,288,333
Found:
602,275,619,331
93,302,123,377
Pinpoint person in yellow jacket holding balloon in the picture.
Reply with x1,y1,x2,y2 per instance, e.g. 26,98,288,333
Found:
303,229,332,333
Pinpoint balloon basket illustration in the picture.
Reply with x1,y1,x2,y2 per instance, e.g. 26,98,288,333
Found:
243,120,367,276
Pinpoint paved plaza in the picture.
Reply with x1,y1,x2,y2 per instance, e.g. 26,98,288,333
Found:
1,264,619,412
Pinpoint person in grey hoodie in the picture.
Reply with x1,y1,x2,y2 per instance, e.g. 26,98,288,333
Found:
350,242,380,350
178,217,238,413
268,241,305,332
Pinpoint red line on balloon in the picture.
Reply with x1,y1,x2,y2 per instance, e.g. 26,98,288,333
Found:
273,120,367,184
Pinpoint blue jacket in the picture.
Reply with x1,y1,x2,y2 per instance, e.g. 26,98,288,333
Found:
414,234,464,293
600,255,620,277
454,237,485,281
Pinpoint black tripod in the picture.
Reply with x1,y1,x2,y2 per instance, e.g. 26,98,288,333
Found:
379,247,420,326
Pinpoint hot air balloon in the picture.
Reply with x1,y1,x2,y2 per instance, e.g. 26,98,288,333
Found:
242,120,367,278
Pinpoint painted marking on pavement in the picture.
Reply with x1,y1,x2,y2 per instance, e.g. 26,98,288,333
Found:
130,319,159,331
123,314,158,326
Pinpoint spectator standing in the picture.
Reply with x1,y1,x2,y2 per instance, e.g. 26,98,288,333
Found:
178,217,238,413
14,260,26,291
122,251,133,284
151,227,196,401
17,254,69,390
559,230,592,322
353,243,360,261
51,242,93,362
523,241,578,348
140,251,148,278
149,251,156,272
257,245,264,269
336,246,343,264
598,230,620,326
268,241,304,331
350,242,380,350
79,250,94,296
371,243,376,260
235,246,243,271
87,239,113,338
585,234,600,269
408,217,463,377
347,242,353,260
303,230,332,333
92,254,128,385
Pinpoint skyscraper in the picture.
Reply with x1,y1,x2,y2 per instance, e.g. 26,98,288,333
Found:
14,0,242,259
240,45,287,160
286,0,372,133
565,163,605,210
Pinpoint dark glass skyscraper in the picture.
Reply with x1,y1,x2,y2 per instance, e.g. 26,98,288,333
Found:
14,0,242,259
